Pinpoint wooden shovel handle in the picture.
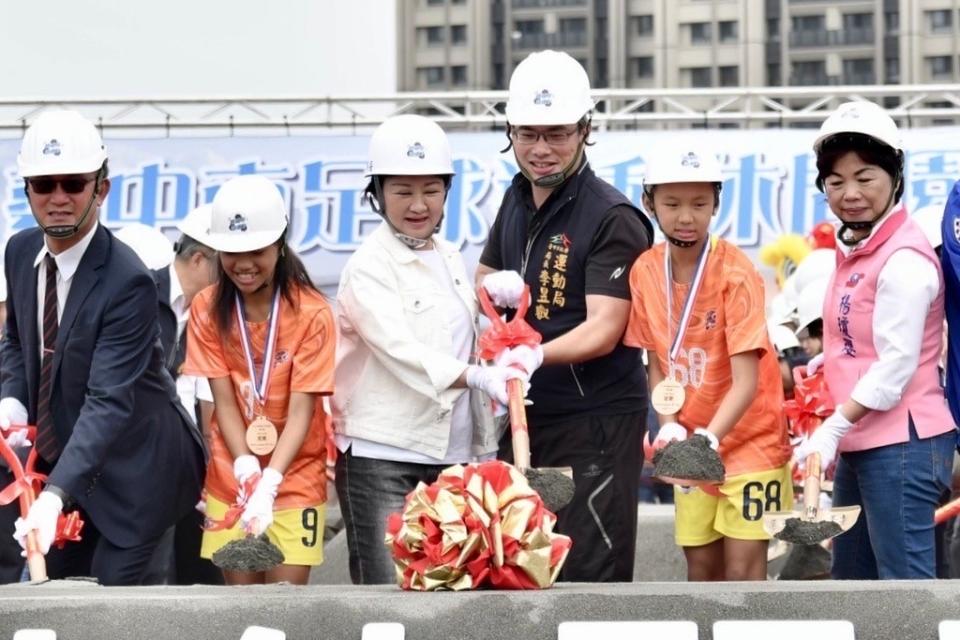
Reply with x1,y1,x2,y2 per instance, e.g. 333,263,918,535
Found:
802,452,821,520
507,378,530,471
18,489,47,581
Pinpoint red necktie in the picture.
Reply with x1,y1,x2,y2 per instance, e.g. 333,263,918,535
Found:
36,254,61,462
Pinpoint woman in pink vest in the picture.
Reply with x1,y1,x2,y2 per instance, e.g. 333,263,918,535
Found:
793,101,956,579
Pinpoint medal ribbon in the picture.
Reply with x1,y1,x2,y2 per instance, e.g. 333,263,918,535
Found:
665,237,711,366
235,288,281,408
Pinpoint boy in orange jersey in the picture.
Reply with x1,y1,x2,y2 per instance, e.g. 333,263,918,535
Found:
624,145,793,581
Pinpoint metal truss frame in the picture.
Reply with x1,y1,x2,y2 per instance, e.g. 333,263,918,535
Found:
3,84,960,136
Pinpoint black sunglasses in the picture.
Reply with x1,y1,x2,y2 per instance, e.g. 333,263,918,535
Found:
27,176,96,195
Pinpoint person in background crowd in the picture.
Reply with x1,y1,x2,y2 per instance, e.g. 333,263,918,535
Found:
796,101,955,579
333,115,519,585
129,207,223,585
184,175,334,585
625,143,792,581
0,110,205,585
475,49,653,582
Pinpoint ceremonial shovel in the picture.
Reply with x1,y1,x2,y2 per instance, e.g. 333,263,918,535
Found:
763,453,860,545
478,287,575,512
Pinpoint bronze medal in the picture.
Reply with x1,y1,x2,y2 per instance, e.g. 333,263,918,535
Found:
651,378,685,416
246,415,278,455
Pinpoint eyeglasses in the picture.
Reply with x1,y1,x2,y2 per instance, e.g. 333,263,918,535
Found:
511,127,580,146
27,176,96,195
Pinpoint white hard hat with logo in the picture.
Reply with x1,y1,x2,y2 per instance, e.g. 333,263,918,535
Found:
204,175,288,253
643,146,723,188
911,204,944,250
505,50,595,126
813,101,901,153
795,277,830,335
17,110,107,178
177,203,213,243
115,223,175,270
364,115,454,178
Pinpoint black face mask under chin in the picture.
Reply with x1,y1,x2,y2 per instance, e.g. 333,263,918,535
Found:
513,135,586,189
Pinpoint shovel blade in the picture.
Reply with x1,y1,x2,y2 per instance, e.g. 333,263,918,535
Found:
763,505,862,538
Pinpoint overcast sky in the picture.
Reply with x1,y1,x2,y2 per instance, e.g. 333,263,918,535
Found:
0,0,396,99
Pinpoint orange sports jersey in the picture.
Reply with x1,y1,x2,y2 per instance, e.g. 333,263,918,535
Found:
624,238,791,476
184,284,335,509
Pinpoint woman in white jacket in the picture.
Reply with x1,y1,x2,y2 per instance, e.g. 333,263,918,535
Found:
332,115,524,584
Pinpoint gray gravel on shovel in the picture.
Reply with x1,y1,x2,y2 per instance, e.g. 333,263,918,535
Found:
775,518,843,545
525,468,575,512
212,535,285,572
652,435,725,482
778,542,832,580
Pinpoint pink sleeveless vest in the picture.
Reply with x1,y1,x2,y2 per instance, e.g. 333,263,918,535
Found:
823,207,954,452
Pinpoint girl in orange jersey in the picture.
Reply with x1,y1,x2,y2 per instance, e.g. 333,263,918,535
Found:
624,145,793,581
184,175,335,585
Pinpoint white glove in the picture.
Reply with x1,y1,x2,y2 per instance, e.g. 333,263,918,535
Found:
466,365,526,406
652,422,687,450
494,344,544,377
694,428,720,451
13,491,63,555
233,454,261,485
240,468,282,536
0,397,28,431
4,429,31,449
481,270,526,308
792,408,854,470
805,352,825,377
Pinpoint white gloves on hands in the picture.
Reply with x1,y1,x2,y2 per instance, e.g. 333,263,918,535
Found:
792,408,854,470
240,468,283,536
0,398,30,448
466,365,526,406
694,428,720,451
233,454,261,485
494,344,544,378
481,270,526,308
13,491,63,555
652,422,687,450
805,352,825,377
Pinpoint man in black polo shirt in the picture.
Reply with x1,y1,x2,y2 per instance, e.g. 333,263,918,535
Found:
476,50,653,582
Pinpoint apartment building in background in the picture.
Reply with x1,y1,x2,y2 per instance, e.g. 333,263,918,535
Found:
396,0,960,93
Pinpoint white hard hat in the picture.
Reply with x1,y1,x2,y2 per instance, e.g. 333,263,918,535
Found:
115,223,174,270
768,292,796,327
643,146,723,188
768,320,800,353
796,277,830,335
505,50,594,126
813,101,901,154
911,204,944,249
17,110,107,178
791,249,835,300
364,115,454,178
177,203,213,243
205,175,288,253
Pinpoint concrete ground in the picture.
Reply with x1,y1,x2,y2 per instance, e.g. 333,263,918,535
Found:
1,580,958,640
2,505,955,640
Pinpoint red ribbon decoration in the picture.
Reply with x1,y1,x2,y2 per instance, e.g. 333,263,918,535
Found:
386,460,572,590
784,366,835,440
203,474,259,532
476,286,542,361
0,425,85,548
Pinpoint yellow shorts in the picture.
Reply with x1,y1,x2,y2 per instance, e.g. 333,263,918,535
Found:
201,495,326,566
674,463,794,547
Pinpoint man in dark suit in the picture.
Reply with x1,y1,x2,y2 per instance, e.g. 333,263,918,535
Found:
148,205,222,585
0,110,205,585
